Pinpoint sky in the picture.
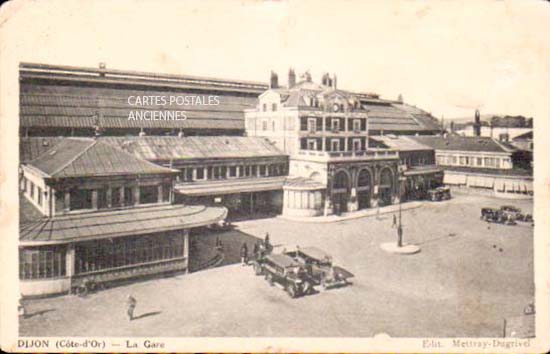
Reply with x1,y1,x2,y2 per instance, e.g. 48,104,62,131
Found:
1,0,549,120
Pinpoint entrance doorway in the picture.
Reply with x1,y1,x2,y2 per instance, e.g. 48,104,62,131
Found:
357,169,372,210
332,171,350,214
378,168,394,206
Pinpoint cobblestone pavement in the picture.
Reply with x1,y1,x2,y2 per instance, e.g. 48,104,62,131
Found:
20,193,534,337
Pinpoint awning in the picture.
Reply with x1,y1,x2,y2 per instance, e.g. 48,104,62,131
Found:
443,173,467,185
174,176,286,196
20,204,227,245
403,165,442,177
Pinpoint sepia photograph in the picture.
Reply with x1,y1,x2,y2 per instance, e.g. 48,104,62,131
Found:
1,0,549,352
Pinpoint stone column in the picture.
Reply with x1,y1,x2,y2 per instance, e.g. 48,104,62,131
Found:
106,187,112,208
91,190,98,209
158,184,163,203
348,187,359,212
324,195,334,216
66,244,76,293
183,230,190,274
64,191,70,212
192,168,197,180
134,186,140,205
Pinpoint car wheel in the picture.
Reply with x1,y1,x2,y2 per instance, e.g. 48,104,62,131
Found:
253,263,262,275
266,273,274,286
286,284,297,298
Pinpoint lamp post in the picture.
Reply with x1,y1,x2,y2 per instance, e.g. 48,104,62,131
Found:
397,173,405,248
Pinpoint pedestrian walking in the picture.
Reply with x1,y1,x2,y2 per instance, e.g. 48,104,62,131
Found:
253,242,259,261
240,242,248,266
126,295,137,321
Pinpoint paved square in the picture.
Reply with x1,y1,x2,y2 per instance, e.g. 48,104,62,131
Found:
20,192,533,337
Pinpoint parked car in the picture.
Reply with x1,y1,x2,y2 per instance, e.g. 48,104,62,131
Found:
481,207,516,225
427,186,451,201
500,205,533,222
261,254,313,298
285,246,353,289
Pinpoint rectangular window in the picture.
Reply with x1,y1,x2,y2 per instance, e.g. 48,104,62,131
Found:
331,139,340,151
140,185,158,204
97,188,108,209
229,166,237,177
477,157,483,166
262,120,268,131
353,139,362,151
262,103,267,112
196,168,205,180
353,119,361,132
307,139,317,150
331,119,340,132
30,182,35,199
272,103,277,111
259,165,267,175
111,187,121,207
19,247,66,280
162,183,171,202
307,118,316,133
124,187,134,206
186,168,193,181
70,188,93,210
37,186,42,206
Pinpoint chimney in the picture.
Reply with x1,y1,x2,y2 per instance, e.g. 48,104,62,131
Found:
321,73,328,86
332,74,337,89
288,68,296,88
474,109,481,137
270,71,279,89
99,62,106,77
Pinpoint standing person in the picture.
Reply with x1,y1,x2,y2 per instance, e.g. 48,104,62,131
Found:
392,214,397,228
240,242,248,266
264,232,271,251
252,242,259,261
126,295,137,321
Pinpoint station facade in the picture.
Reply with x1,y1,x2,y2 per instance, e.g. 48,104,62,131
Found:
245,71,402,216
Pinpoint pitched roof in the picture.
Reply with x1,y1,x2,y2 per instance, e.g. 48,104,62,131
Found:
20,62,265,131
370,135,434,151
409,136,515,153
20,203,227,244
27,138,176,178
99,136,286,161
20,137,65,163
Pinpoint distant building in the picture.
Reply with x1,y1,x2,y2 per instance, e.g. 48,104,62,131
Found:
410,135,533,198
19,138,226,296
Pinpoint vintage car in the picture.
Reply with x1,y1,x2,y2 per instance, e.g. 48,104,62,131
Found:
427,186,451,201
500,205,533,222
285,246,353,289
261,254,313,298
481,207,516,225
